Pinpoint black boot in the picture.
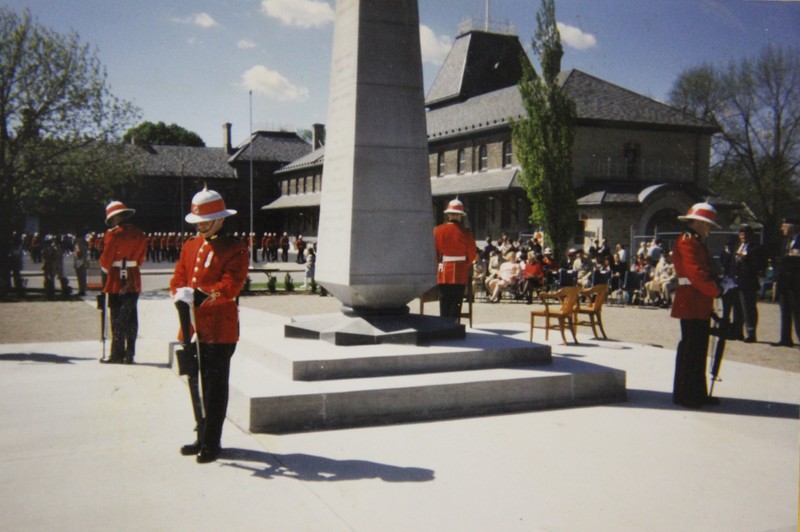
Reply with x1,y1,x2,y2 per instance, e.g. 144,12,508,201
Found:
196,445,219,464
180,440,201,456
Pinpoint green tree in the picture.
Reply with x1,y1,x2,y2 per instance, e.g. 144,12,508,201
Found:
0,8,140,233
123,121,205,147
669,44,800,251
511,0,577,261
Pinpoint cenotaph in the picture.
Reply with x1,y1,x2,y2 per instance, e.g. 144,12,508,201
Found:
286,0,463,345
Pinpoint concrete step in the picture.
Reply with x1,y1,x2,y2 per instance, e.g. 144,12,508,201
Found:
222,322,626,434
239,322,553,381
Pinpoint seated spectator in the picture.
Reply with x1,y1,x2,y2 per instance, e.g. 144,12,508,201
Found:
521,253,545,304
485,250,502,282
488,251,521,303
656,252,677,307
541,247,557,272
572,249,593,288
471,259,486,299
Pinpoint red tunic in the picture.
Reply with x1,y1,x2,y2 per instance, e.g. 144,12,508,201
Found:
670,231,721,320
99,224,147,294
434,222,477,285
170,234,248,344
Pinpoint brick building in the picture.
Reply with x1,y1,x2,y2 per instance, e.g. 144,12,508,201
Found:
265,26,735,252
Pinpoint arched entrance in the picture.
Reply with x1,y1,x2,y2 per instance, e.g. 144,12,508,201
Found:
645,208,683,234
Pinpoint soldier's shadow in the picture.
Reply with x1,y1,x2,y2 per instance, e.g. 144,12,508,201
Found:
219,448,435,483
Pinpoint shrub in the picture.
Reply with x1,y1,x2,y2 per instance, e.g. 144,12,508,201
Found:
284,272,294,292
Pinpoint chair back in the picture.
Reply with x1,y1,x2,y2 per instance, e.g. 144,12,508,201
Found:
581,283,608,311
555,286,581,313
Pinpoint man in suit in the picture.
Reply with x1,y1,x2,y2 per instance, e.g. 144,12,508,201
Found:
773,216,800,347
732,225,768,343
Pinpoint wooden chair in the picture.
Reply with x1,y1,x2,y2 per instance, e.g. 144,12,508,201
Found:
575,283,609,339
529,286,580,345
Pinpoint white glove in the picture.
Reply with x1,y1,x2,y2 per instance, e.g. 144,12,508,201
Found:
720,276,737,295
172,286,194,305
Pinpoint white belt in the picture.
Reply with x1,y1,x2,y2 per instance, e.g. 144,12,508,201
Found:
112,260,138,268
678,277,691,285
442,256,466,263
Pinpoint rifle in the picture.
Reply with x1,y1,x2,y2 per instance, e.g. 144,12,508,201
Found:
708,310,728,398
175,299,204,431
96,293,108,362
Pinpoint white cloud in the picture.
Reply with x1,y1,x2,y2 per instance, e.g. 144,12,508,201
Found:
237,39,256,49
261,0,334,29
171,12,218,28
241,65,310,102
419,24,452,65
557,22,597,50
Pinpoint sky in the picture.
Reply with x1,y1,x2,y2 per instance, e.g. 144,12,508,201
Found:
4,0,800,148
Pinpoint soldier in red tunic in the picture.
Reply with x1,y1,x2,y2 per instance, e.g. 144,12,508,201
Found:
99,201,147,364
170,188,248,463
671,202,727,408
434,199,477,322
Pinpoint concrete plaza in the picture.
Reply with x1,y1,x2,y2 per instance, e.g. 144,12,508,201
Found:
0,287,797,531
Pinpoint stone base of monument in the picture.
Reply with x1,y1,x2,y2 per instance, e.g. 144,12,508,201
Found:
219,322,627,434
284,310,466,346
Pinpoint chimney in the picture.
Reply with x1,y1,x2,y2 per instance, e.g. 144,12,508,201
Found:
222,122,232,153
312,123,325,150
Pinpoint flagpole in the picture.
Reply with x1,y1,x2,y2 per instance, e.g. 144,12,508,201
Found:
249,90,254,265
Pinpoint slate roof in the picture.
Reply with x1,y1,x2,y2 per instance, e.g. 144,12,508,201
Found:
424,25,715,140
427,69,717,141
431,168,521,197
425,30,527,109
275,146,325,175
227,131,311,164
560,70,716,131
575,181,735,207
130,145,236,179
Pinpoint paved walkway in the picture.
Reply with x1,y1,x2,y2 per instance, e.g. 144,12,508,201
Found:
0,292,797,531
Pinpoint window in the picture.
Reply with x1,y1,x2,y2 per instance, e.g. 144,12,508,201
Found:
437,151,445,176
502,141,513,167
478,145,488,170
623,142,641,179
457,148,466,173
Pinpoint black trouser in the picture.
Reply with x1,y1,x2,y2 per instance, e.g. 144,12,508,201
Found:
673,318,710,406
778,277,800,344
197,343,236,451
438,283,465,323
108,292,139,362
736,286,758,339
722,288,741,339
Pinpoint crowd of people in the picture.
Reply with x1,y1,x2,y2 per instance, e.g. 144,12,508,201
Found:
1,227,316,299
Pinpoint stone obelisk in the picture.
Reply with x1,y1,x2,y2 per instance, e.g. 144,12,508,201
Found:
315,0,436,312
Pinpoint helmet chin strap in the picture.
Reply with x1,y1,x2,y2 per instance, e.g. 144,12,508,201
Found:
198,218,224,238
